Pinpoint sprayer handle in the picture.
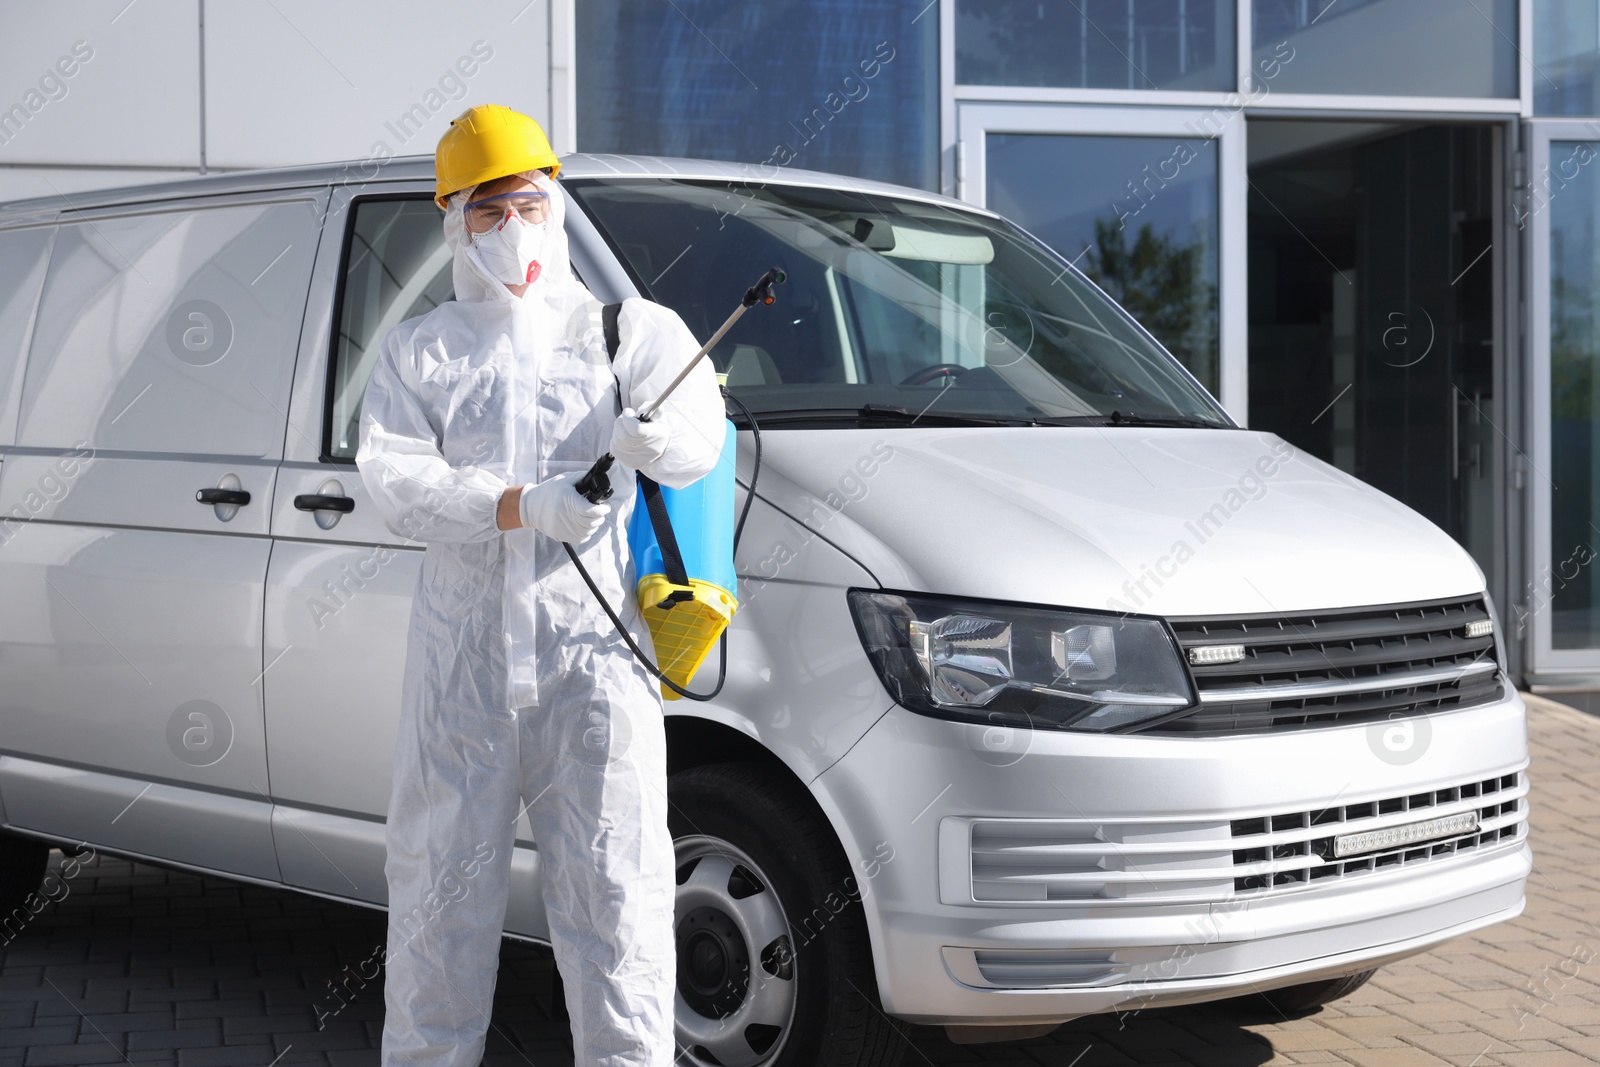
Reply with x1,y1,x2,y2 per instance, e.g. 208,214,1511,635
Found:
574,454,615,503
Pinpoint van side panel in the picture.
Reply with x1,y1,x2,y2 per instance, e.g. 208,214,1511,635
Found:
0,195,320,881
0,757,277,879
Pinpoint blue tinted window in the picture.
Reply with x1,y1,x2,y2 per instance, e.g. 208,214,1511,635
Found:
577,1,938,191
956,0,1235,91
1252,0,1517,98
1536,1,1600,114
1548,141,1600,648
984,133,1220,394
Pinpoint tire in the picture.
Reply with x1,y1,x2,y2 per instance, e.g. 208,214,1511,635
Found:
1255,969,1377,1015
0,832,50,916
669,762,904,1067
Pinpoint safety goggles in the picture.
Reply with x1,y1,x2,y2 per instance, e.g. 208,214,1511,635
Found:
463,189,551,229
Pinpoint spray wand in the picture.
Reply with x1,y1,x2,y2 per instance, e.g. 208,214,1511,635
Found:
574,267,786,503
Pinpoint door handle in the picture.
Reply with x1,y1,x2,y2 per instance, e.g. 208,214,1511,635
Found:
196,487,251,506
294,494,355,514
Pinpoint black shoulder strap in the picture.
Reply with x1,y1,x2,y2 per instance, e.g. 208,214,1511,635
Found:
605,300,688,594
638,474,691,590
602,302,622,363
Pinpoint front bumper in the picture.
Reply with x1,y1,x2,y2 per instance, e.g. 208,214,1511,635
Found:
814,691,1530,1025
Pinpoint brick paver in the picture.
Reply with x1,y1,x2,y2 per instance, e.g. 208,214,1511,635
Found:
0,694,1593,1065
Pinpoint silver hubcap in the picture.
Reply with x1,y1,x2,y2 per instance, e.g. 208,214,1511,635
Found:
674,835,797,1067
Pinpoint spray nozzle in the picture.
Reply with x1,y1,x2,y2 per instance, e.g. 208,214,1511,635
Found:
743,267,786,308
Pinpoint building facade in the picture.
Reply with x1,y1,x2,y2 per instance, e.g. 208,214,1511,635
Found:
2,0,1598,694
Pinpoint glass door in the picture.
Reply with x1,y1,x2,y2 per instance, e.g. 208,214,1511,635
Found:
1244,120,1502,587
1529,120,1600,678
955,103,1245,416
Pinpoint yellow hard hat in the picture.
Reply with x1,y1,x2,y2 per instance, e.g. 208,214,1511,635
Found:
434,104,560,209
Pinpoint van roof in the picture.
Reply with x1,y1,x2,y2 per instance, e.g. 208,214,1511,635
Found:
0,153,985,225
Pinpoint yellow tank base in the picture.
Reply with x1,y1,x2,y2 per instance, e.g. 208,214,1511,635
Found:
636,574,737,700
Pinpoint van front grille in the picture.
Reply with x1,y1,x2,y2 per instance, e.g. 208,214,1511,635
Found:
1146,595,1501,735
1229,772,1527,893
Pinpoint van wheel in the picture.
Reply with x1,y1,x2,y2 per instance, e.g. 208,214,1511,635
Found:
1257,969,1377,1014
0,832,50,915
668,762,904,1067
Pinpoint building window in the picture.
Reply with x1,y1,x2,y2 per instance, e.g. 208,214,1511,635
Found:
1548,140,1600,649
1252,0,1518,98
955,0,1235,91
1535,0,1600,114
983,132,1220,394
576,1,938,191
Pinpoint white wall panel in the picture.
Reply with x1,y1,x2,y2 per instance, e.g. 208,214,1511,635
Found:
205,2,551,169
0,2,200,168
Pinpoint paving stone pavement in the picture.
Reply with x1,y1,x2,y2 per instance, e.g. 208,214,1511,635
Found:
0,694,1592,1066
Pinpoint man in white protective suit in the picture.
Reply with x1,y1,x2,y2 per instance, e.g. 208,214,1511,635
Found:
355,104,725,1066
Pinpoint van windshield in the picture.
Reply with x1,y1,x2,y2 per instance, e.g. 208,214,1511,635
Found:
565,178,1229,429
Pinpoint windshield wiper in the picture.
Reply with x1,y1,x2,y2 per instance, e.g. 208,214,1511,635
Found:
740,405,1039,428
1097,411,1226,429
730,407,1227,430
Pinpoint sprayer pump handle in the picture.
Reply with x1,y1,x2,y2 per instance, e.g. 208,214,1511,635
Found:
574,453,615,502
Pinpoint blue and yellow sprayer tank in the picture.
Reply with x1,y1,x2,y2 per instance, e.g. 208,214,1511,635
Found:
628,420,739,698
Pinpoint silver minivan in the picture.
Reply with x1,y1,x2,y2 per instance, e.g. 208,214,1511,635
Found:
0,155,1528,1063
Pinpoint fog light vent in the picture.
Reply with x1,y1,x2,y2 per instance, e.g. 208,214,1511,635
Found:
972,950,1126,988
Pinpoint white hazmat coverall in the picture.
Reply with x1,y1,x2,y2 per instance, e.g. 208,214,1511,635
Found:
355,171,724,1066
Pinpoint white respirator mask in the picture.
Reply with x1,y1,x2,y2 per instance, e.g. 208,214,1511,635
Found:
468,208,549,286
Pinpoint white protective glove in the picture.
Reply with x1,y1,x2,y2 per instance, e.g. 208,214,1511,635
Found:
610,407,670,471
517,471,611,543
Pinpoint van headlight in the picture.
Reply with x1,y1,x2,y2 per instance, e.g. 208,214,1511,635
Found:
848,591,1194,732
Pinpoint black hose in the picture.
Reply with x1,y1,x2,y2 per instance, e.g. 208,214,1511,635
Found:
723,388,762,548
563,541,726,701
563,389,762,702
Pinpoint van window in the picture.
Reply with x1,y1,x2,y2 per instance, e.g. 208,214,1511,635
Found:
327,198,453,460
17,200,320,456
567,179,1229,428
0,225,55,445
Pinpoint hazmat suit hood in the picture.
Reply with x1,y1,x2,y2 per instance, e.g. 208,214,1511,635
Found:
443,169,586,306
